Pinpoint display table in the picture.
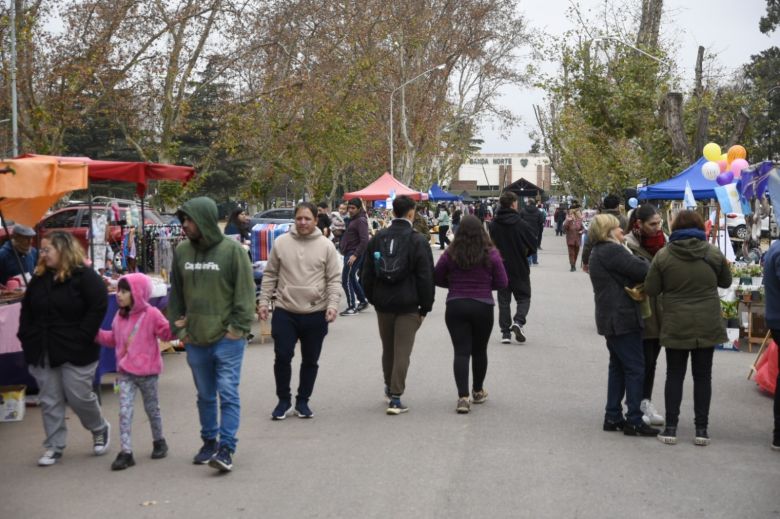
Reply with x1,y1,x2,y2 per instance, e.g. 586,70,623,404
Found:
0,291,169,391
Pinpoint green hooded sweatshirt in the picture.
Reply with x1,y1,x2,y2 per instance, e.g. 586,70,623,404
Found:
167,197,255,346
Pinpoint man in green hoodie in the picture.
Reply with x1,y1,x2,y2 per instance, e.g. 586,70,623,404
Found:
168,197,255,473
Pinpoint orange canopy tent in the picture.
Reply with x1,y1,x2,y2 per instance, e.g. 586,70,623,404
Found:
343,172,428,201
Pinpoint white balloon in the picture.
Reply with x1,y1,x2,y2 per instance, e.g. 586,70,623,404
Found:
702,161,720,180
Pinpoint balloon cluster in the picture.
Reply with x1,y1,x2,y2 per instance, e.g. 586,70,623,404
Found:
701,143,749,185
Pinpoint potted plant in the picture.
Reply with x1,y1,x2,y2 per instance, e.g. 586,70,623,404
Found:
721,300,740,329
749,264,763,286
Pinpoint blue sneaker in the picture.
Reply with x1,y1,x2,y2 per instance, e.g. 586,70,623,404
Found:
193,438,218,464
295,400,314,418
386,397,409,415
208,445,233,472
271,400,292,420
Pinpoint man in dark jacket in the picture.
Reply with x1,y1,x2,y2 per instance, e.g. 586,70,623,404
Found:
362,196,435,415
340,198,370,315
489,191,537,344
520,198,544,264
554,206,567,236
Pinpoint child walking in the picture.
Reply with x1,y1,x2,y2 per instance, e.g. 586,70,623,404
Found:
96,273,174,470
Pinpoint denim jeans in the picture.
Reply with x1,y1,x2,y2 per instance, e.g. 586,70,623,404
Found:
342,254,366,309
604,331,645,426
186,336,246,452
272,308,329,402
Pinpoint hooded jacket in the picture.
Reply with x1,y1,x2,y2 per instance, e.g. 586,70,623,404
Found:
167,197,256,346
520,204,545,232
96,273,173,376
340,210,369,257
488,207,536,282
258,226,342,314
644,238,732,349
18,266,108,368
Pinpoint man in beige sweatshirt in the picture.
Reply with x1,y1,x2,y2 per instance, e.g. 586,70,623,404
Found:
258,202,342,420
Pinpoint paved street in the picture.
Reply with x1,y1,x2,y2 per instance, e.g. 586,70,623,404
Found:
1,228,777,519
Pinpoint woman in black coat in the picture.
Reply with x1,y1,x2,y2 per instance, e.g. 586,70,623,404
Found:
587,214,659,437
18,231,111,466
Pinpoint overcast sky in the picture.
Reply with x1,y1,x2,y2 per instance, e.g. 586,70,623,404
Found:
477,0,775,153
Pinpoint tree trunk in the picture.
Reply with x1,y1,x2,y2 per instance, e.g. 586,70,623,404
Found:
636,0,663,49
726,108,750,147
661,93,690,160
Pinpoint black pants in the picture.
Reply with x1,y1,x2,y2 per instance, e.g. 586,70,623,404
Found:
272,308,328,402
438,225,451,248
498,278,531,331
664,347,714,428
770,330,780,433
444,299,493,398
642,338,662,400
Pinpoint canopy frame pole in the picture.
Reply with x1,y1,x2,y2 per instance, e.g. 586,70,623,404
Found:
140,193,146,273
87,184,96,272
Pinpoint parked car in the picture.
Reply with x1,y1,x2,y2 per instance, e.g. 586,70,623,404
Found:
251,208,295,226
726,212,773,240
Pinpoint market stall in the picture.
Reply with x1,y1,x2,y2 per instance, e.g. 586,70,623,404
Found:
427,183,461,202
343,172,428,201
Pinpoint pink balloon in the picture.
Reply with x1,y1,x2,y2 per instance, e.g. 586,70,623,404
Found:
730,158,749,177
716,171,734,186
718,160,728,173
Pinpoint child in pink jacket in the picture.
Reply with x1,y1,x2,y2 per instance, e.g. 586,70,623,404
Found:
96,273,174,470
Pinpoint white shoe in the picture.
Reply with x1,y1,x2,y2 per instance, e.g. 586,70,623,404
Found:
640,399,664,426
38,449,62,466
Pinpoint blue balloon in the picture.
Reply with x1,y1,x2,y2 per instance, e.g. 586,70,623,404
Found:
628,197,638,208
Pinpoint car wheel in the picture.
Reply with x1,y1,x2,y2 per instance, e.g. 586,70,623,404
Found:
735,225,748,240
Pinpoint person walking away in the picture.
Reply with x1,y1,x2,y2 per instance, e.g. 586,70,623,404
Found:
536,203,548,249
437,205,452,249
563,209,585,272
554,206,566,236
168,197,255,473
96,273,175,470
762,237,780,451
435,215,507,413
0,223,38,286
362,196,435,415
520,198,544,265
625,204,666,427
644,210,732,446
582,194,627,272
17,231,110,466
339,198,369,315
257,202,341,420
489,191,537,344
587,215,660,438
452,207,462,236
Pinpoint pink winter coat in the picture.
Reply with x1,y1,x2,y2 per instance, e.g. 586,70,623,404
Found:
96,273,173,376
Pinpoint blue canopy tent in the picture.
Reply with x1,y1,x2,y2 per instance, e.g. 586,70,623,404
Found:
637,157,719,200
427,183,461,201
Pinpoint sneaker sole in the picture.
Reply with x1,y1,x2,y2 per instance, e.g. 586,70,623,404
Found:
208,458,232,472
111,459,135,471
271,407,293,421
295,410,314,419
456,408,470,414
38,455,61,466
658,435,677,445
386,408,408,415
694,437,711,446
93,422,111,456
772,444,780,451
500,339,511,344
511,324,526,343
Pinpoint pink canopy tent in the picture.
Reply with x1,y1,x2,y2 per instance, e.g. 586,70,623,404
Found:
343,172,428,201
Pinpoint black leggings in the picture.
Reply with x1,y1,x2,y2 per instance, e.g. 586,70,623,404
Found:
664,347,714,428
642,338,662,400
444,299,494,397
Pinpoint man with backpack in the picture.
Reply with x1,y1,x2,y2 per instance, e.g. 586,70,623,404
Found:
362,196,435,415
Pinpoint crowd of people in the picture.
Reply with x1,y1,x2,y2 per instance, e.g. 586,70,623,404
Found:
10,191,779,476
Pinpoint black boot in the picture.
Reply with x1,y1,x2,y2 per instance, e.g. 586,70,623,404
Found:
623,422,660,437
111,451,135,470
773,429,780,451
151,439,168,459
603,419,626,432
694,427,711,446
657,426,677,445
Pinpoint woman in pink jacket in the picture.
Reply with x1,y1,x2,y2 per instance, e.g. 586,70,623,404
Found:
96,273,175,470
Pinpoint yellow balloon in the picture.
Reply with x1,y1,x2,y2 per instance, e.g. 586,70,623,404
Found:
721,153,730,166
703,142,721,162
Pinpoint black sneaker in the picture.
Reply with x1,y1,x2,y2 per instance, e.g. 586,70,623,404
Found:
339,308,358,316
356,301,369,312
208,445,233,473
657,426,678,445
151,439,168,459
772,434,780,451
92,421,111,456
295,400,314,418
603,419,627,432
511,322,526,343
500,333,511,344
193,438,218,464
386,397,409,415
694,427,711,446
271,400,292,420
623,422,660,437
111,451,135,471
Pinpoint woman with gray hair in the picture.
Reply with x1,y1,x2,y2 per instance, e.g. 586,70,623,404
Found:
587,214,660,437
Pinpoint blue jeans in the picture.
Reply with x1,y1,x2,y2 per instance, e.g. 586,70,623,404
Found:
272,308,329,402
186,336,246,452
342,254,366,309
604,331,645,426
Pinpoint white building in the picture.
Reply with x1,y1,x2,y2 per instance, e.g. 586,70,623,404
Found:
451,153,555,197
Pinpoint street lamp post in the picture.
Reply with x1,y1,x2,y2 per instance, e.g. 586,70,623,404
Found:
9,0,18,156
767,85,780,161
389,63,446,176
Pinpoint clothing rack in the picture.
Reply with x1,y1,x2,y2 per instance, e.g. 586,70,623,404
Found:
119,224,184,274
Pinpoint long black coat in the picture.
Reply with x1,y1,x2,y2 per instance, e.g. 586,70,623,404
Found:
18,267,108,368
588,242,649,337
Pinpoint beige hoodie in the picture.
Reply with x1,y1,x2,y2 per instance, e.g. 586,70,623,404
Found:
258,226,342,314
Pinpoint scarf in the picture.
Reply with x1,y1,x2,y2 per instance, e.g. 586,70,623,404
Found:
639,230,666,257
669,228,706,242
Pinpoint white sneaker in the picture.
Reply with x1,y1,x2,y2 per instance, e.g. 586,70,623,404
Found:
640,399,665,426
38,450,62,466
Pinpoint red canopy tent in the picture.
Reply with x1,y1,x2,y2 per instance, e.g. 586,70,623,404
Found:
343,172,428,201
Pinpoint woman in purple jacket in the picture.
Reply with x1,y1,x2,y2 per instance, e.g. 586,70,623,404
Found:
434,215,508,414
